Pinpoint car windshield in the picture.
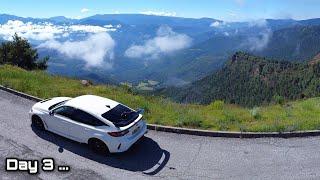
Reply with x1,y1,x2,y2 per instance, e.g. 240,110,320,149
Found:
101,104,139,127
48,100,69,110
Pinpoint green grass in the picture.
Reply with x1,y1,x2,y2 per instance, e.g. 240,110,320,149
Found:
1,64,320,132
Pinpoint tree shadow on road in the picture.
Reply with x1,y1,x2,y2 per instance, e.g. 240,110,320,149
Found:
31,125,170,175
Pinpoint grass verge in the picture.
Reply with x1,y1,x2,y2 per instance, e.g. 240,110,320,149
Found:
1,65,319,132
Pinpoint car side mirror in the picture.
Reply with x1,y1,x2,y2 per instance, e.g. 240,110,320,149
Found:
136,108,145,115
49,110,54,116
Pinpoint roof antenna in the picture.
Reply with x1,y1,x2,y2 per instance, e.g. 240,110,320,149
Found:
106,105,111,108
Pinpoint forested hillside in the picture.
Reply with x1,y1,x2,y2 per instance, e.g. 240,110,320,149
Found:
257,25,320,61
159,52,320,107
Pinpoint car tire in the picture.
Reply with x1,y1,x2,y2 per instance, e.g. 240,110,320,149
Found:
88,138,109,155
32,115,45,130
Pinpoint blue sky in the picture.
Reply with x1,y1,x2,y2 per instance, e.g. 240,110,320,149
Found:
1,0,320,21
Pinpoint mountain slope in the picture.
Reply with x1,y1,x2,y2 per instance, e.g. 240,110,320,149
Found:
143,25,320,84
257,25,320,61
159,52,320,107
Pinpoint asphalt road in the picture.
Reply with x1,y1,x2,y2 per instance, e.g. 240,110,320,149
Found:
1,89,320,180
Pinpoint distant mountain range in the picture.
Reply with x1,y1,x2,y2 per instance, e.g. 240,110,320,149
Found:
1,13,320,86
157,52,320,107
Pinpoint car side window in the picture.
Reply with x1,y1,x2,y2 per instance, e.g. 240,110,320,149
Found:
53,106,75,119
71,109,106,126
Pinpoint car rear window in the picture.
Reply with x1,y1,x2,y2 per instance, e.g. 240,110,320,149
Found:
101,104,139,127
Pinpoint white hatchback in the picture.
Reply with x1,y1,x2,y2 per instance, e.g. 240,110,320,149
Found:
29,95,147,154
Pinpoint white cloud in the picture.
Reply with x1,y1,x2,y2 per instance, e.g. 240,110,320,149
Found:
140,11,177,17
125,25,192,59
244,28,272,51
38,33,115,68
0,20,62,41
227,10,238,17
0,20,119,41
235,0,245,6
240,19,272,51
210,21,221,27
249,19,268,28
69,24,115,33
80,8,90,13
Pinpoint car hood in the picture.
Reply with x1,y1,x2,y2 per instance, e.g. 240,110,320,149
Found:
32,97,72,112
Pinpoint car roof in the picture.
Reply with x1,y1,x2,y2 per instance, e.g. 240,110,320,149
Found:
64,95,120,116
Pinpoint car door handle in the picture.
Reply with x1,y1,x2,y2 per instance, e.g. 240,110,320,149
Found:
84,128,90,131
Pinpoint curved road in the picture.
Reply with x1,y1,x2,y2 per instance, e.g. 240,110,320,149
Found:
0,89,320,179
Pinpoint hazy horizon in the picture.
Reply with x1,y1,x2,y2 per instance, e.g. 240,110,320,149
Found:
1,0,320,22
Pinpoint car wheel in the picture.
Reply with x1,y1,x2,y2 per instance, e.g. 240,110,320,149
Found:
88,139,109,155
32,115,45,130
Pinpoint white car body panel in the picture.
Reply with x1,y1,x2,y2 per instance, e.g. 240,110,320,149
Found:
29,95,147,153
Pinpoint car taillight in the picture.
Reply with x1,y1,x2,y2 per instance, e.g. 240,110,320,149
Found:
108,129,129,137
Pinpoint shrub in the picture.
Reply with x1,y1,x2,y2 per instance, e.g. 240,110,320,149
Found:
140,102,150,113
209,100,224,110
273,95,285,105
176,113,203,128
224,111,239,123
216,118,230,131
120,83,133,94
176,118,202,128
0,34,49,70
250,107,261,119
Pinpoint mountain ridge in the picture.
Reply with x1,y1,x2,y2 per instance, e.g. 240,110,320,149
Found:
158,52,320,107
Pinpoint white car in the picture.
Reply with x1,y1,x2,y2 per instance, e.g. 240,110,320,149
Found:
29,95,147,154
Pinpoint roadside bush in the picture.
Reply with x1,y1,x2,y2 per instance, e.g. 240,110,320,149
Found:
273,95,285,105
216,118,229,131
209,100,225,110
176,118,202,128
140,102,150,113
176,112,203,128
250,107,261,120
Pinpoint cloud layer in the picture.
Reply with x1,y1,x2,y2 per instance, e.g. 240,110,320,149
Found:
140,11,177,17
80,8,90,13
38,33,115,68
0,20,118,41
0,20,119,68
125,26,192,59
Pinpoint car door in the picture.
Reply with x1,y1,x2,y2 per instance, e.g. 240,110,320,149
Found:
46,106,76,137
66,109,106,143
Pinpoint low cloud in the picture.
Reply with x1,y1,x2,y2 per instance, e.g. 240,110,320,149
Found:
242,20,272,51
0,20,119,41
81,8,90,13
38,33,115,68
248,19,268,28
125,25,192,59
210,21,221,27
140,11,177,17
246,29,272,51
